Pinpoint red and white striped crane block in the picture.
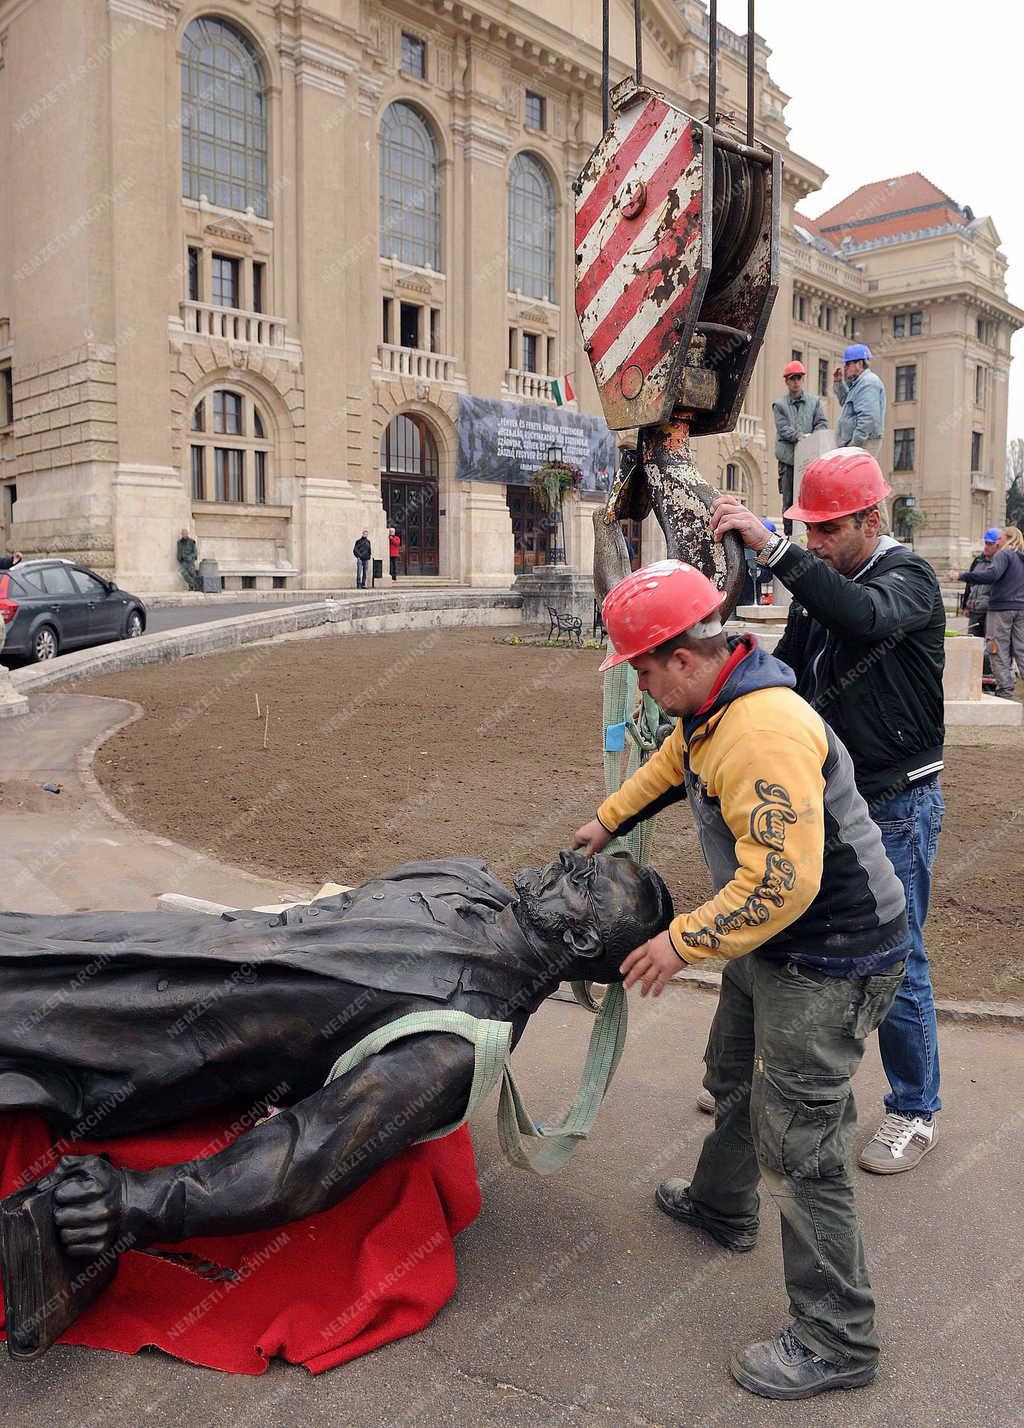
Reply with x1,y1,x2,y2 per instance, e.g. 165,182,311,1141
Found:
575,85,711,432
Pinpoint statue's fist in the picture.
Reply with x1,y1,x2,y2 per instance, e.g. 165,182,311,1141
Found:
42,1155,125,1259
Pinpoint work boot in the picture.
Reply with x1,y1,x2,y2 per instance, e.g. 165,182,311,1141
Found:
731,1325,878,1400
654,1179,757,1251
858,1112,937,1174
696,1087,715,1115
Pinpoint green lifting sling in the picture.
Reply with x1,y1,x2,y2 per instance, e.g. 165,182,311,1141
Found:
324,979,627,1176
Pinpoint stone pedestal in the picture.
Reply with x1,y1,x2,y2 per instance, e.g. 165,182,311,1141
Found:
513,564,596,633
0,666,29,719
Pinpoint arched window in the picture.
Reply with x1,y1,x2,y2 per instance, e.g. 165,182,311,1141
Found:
724,462,752,504
190,389,271,505
181,18,268,217
379,102,440,270
508,153,555,301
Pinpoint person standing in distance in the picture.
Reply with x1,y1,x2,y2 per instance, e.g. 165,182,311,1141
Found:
388,527,401,582
950,525,1024,699
353,529,372,589
772,360,826,534
712,448,946,1176
833,344,885,460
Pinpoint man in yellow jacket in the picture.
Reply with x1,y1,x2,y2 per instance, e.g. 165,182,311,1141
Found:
573,560,907,1402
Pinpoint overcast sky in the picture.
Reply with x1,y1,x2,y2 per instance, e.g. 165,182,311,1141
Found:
713,0,1024,449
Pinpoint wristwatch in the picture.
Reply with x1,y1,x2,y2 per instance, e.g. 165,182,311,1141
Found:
760,531,785,564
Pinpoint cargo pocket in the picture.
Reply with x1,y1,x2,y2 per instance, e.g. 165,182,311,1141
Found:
846,964,906,1040
753,1064,850,1180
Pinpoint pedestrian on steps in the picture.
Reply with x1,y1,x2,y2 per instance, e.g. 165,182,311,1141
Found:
353,529,371,589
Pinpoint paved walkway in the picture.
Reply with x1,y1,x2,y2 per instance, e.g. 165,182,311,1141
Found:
0,693,311,914
0,694,1021,1426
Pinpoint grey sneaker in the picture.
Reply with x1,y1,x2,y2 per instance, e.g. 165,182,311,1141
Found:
696,1087,716,1115
858,1112,937,1174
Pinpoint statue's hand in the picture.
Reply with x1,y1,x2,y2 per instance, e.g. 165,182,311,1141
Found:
43,1155,126,1259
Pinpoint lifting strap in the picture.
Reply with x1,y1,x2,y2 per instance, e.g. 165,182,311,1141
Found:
323,980,627,1176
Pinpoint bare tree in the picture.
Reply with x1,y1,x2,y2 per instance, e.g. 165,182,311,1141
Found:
1007,438,1024,527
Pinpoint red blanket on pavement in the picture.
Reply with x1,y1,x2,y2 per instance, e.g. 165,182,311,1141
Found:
0,1111,480,1374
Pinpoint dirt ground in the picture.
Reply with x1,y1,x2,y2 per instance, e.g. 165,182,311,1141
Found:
80,626,1022,1001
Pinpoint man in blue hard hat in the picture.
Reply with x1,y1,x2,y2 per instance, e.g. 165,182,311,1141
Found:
961,528,1001,641
832,344,886,458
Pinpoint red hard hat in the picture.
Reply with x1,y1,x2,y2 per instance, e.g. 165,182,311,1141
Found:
785,446,893,523
599,560,723,671
782,360,806,377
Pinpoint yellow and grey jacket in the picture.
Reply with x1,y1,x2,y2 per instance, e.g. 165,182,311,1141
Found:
597,637,907,977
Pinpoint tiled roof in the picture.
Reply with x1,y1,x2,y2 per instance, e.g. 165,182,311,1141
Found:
811,173,968,245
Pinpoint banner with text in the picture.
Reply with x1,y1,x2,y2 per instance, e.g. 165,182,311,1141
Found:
455,394,616,493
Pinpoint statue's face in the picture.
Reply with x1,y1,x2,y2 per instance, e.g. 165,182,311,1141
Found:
513,849,670,973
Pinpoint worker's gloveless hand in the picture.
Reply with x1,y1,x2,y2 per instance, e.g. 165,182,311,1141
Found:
947,568,961,582
620,930,682,997
833,366,843,383
710,495,770,552
572,819,612,856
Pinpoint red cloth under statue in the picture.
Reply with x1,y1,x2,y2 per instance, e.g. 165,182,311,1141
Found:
0,1111,480,1375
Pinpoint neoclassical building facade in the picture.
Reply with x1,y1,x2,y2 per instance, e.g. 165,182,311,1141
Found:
0,0,1020,590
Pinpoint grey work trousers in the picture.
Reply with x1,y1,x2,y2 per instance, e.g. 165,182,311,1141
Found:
985,609,1024,696
687,953,903,1366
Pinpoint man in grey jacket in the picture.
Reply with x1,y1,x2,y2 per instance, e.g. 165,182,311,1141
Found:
833,343,886,456
772,360,826,533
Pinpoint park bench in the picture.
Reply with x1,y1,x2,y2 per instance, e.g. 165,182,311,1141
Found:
546,604,584,647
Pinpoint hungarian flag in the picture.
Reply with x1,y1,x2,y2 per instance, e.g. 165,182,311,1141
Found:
550,373,575,406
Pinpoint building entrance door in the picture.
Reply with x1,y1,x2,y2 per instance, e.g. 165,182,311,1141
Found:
380,414,439,576
507,486,551,573
382,477,439,575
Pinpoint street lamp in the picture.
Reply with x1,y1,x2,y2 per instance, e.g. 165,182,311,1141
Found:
545,444,566,564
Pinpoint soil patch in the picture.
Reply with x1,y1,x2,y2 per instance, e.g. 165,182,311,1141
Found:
80,626,1023,1000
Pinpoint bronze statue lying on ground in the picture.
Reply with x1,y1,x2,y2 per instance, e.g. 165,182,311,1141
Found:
0,852,671,1355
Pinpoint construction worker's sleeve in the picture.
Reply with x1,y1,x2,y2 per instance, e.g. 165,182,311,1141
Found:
772,401,798,445
762,540,938,642
812,399,828,431
597,723,687,837
833,378,849,403
668,727,826,964
850,381,884,443
959,550,1008,585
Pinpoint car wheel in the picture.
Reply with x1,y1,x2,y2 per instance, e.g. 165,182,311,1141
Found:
125,610,144,639
32,625,58,662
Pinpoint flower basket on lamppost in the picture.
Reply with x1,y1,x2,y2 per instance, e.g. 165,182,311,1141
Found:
531,446,582,566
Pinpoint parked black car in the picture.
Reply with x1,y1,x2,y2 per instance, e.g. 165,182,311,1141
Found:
0,559,146,662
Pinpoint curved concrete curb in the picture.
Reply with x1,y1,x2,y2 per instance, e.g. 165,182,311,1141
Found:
670,965,1024,1028
8,589,523,693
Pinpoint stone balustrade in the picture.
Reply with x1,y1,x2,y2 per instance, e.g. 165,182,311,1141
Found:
377,343,457,383
504,368,554,402
180,300,287,349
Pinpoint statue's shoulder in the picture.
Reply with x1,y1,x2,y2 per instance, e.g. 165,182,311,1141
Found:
352,857,511,908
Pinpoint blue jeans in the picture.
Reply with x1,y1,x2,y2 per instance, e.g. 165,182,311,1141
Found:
355,558,370,588
871,778,944,1118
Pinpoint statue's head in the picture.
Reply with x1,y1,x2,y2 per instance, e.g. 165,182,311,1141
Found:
512,849,673,983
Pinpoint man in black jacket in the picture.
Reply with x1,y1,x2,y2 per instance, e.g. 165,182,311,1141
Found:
712,447,945,1177
0,551,22,571
353,529,372,588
